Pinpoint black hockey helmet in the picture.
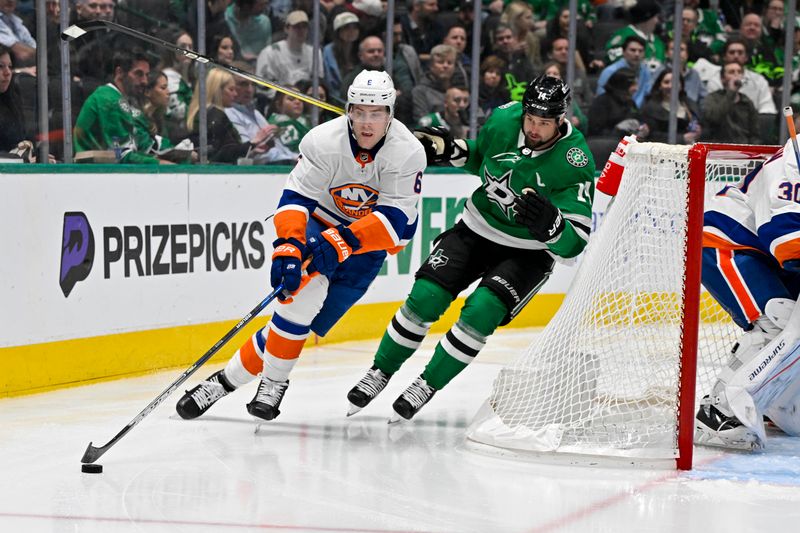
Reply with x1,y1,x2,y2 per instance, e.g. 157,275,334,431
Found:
522,74,571,119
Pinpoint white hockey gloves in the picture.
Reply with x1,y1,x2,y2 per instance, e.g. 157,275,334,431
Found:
413,126,469,167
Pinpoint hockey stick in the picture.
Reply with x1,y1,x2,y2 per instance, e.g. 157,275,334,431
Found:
80,283,285,464
61,19,344,116
784,106,800,171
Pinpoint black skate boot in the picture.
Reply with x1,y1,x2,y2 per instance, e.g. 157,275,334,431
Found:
694,395,761,450
390,375,436,423
176,370,235,419
246,376,289,421
347,366,392,416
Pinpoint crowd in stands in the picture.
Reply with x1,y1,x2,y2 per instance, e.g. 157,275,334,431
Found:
1,0,799,164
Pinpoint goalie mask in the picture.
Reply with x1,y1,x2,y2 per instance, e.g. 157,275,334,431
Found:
522,74,571,120
346,69,396,136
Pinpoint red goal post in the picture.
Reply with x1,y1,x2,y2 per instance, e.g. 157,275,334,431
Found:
466,142,781,470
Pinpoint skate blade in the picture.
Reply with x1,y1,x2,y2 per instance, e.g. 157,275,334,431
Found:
388,412,407,425
346,403,362,417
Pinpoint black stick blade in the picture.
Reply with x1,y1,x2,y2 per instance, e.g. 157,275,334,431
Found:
81,442,106,464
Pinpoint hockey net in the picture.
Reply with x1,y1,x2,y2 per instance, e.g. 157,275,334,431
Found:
466,142,779,469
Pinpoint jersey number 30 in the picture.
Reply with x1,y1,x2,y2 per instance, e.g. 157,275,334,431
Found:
777,182,800,203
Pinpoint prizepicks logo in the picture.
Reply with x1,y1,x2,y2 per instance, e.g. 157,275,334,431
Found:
60,212,95,297
57,212,267,298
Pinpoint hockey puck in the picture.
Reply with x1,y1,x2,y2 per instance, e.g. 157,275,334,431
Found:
81,463,103,474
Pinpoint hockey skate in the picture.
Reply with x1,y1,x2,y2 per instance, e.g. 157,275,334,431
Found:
346,366,392,416
176,370,235,419
389,375,436,423
694,395,762,450
247,376,289,421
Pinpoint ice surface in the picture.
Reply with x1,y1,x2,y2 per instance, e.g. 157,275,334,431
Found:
2,328,800,532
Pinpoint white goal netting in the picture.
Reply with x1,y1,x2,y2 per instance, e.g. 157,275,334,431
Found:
466,143,778,464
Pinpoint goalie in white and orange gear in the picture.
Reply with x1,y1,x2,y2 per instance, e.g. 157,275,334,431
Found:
698,139,800,449
175,70,427,422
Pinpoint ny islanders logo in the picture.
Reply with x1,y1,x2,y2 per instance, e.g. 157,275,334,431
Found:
330,183,379,218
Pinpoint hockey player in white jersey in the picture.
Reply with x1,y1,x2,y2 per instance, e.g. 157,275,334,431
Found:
698,138,800,449
175,70,427,421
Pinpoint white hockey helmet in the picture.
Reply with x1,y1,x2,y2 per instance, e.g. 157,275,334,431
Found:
346,69,396,120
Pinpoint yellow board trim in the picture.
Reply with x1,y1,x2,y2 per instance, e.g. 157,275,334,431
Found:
0,295,566,398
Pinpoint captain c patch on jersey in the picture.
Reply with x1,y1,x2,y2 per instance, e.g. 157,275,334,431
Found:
330,183,379,218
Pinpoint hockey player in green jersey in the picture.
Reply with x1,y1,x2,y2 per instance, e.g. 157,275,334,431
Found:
347,75,595,422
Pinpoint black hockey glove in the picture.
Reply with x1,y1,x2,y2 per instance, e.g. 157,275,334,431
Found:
513,188,566,242
413,126,468,166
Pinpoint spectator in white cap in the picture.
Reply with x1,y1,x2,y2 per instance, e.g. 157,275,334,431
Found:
324,12,360,97
350,0,386,36
256,10,323,99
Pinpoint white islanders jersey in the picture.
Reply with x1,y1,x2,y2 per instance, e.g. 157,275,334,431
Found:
279,116,426,250
705,140,800,267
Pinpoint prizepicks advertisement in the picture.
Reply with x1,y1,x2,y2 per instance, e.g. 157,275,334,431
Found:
1,172,280,347
1,171,591,348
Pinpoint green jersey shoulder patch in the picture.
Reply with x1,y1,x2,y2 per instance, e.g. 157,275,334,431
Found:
566,147,589,168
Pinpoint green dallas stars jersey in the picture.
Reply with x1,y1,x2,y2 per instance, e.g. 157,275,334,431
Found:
460,100,595,260
267,113,311,153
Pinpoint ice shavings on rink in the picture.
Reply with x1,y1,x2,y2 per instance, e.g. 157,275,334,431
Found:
687,434,800,486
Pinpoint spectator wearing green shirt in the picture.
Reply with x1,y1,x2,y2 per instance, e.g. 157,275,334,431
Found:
267,87,311,156
683,0,727,56
740,12,783,87
74,49,174,165
604,0,665,74
528,0,597,29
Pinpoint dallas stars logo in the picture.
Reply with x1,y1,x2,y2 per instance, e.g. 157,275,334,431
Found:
428,248,449,270
566,147,589,168
484,168,517,218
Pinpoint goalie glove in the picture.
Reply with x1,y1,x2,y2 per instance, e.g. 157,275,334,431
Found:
413,126,469,166
305,226,361,278
596,134,637,197
271,237,305,297
513,188,566,243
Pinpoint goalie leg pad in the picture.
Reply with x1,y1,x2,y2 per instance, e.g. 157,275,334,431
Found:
708,298,799,443
764,376,800,436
